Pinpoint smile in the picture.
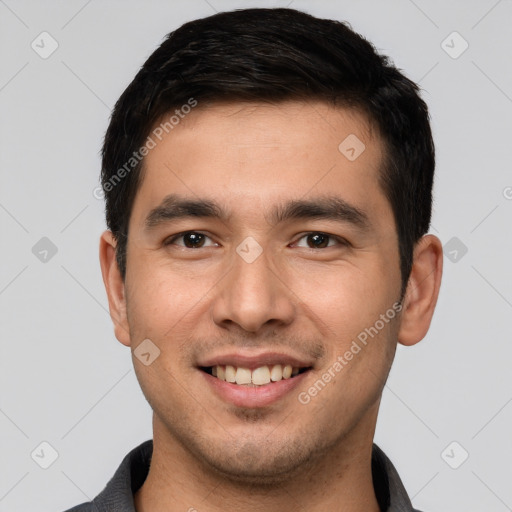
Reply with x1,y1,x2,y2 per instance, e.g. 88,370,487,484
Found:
201,364,311,386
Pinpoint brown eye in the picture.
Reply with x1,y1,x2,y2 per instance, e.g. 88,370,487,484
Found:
307,233,329,248
294,232,348,249
182,232,205,248
165,231,216,248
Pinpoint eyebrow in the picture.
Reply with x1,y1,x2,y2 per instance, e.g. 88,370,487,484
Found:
144,193,372,232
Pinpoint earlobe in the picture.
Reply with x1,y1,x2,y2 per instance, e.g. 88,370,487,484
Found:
99,230,131,347
398,234,443,346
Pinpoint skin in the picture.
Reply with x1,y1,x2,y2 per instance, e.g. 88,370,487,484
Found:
99,100,443,512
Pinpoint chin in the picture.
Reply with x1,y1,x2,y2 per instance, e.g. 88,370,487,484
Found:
196,437,320,487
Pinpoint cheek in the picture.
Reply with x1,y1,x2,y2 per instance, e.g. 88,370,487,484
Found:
289,263,373,327
290,261,399,356
125,269,189,336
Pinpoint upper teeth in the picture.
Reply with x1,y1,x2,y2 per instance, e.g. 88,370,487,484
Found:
212,364,300,386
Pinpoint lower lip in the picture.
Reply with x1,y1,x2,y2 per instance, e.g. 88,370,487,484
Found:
200,369,310,408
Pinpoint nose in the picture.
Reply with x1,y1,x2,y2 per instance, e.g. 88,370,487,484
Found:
211,243,295,334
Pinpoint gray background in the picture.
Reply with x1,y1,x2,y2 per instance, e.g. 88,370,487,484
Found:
1,0,511,511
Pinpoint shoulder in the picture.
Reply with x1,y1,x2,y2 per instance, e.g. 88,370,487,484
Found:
60,439,153,512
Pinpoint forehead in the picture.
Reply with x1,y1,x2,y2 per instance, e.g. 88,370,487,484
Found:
161,100,377,151
130,100,392,232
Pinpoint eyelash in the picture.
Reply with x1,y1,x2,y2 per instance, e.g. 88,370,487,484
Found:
163,231,350,249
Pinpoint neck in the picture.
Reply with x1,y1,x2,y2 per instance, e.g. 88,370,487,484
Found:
134,411,381,512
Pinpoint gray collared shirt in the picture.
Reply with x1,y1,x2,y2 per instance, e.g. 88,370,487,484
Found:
63,440,423,511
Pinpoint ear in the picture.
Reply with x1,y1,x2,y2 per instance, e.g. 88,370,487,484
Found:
398,234,443,346
99,230,131,347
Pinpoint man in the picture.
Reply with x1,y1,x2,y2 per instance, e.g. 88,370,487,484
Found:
65,7,442,512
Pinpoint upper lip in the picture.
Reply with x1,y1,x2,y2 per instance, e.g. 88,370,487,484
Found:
197,351,315,370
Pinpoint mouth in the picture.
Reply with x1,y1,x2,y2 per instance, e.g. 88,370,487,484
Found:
199,364,312,386
196,351,316,407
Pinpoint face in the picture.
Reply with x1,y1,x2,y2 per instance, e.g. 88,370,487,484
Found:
113,101,405,482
